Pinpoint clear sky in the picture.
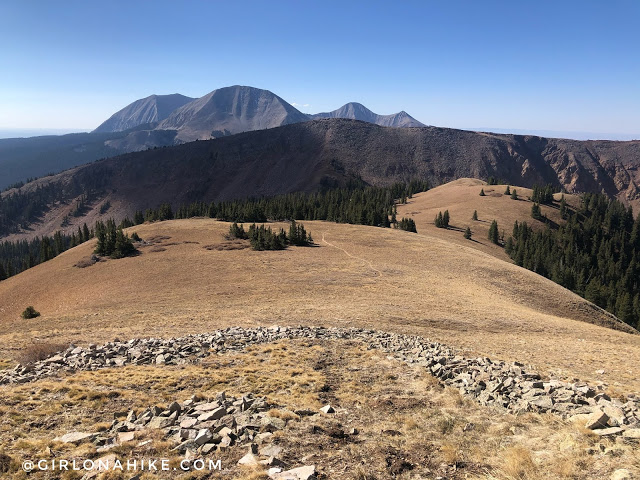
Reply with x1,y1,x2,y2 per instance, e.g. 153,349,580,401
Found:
1,1,638,138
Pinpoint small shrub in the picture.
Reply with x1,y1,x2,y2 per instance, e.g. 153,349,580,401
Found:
21,306,40,319
16,342,67,365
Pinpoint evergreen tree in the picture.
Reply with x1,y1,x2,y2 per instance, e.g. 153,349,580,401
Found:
40,237,54,263
472,210,478,221
559,194,567,219
479,188,486,196
82,223,91,242
531,203,543,221
488,220,499,244
443,210,450,228
504,185,511,195
511,188,518,200
228,222,248,239
397,218,417,233
112,228,136,258
435,212,443,228
464,226,472,240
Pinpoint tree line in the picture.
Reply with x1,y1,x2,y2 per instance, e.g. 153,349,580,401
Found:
0,180,429,280
135,179,429,227
506,193,640,328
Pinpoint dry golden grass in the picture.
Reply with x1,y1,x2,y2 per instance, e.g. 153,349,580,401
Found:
0,340,636,479
396,178,581,262
0,197,638,394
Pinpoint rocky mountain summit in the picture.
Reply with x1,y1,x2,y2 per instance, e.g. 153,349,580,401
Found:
3,326,639,439
156,86,310,142
311,102,425,127
93,94,194,133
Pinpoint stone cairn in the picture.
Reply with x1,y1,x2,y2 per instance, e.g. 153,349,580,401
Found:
2,326,639,440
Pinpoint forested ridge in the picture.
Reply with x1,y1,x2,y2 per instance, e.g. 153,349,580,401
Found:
507,193,640,329
0,180,429,280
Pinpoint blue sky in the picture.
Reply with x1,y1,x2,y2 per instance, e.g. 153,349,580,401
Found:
1,1,638,138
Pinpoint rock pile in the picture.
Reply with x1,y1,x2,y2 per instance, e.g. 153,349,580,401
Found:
5,326,640,436
54,391,319,478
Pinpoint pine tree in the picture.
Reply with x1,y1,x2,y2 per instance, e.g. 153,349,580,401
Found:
82,223,90,242
504,185,511,195
398,218,417,232
531,203,543,221
511,188,518,200
488,220,499,244
472,210,478,221
112,228,136,258
464,226,472,240
435,212,443,228
479,188,486,196
559,194,567,219
40,237,54,263
443,210,450,228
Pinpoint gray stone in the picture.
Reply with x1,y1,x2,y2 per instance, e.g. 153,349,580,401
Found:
148,415,175,429
198,407,226,422
270,465,316,480
194,428,213,445
55,432,97,445
585,410,610,430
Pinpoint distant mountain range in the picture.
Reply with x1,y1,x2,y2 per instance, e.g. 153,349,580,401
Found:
96,86,425,140
0,86,425,189
311,102,424,128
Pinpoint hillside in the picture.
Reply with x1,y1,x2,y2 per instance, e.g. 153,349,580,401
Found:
396,178,579,260
0,218,637,388
1,217,639,478
4,119,640,242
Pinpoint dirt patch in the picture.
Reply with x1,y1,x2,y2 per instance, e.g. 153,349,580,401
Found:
204,239,250,251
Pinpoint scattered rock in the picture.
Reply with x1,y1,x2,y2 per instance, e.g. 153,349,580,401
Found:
7,326,637,437
269,465,316,480
319,405,335,414
54,432,97,445
585,410,610,430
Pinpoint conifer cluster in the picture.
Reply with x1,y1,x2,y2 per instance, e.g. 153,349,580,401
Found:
228,220,313,250
506,193,640,328
434,210,450,228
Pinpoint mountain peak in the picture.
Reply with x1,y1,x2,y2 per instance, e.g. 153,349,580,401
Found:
311,103,425,128
158,86,308,142
93,93,195,133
